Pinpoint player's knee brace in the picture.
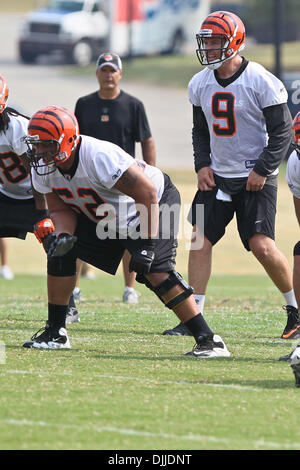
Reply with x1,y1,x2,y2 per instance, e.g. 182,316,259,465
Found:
47,246,77,277
141,270,194,309
294,241,300,256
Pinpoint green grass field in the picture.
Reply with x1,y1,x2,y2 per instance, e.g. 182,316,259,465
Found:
1,272,300,450
0,168,300,451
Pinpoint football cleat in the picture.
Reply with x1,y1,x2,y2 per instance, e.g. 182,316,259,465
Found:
23,322,71,349
162,322,192,336
66,307,80,324
278,351,293,362
281,305,300,339
122,288,140,304
290,344,300,387
185,334,230,358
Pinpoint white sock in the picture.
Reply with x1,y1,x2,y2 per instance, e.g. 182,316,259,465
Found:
283,290,298,309
124,286,134,293
194,294,206,313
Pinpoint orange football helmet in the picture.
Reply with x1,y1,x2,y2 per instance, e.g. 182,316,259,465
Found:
292,111,300,156
24,105,79,174
0,74,9,113
196,11,245,70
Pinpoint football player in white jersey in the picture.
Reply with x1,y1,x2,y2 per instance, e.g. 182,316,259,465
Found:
0,74,55,255
21,105,230,358
163,11,300,341
279,112,300,386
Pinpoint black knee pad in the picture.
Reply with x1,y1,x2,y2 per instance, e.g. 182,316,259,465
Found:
294,241,300,256
47,245,77,277
139,270,194,309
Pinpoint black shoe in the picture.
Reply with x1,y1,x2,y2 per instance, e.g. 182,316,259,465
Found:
23,321,71,349
278,352,293,362
162,322,192,336
291,364,300,388
281,305,300,339
185,334,230,358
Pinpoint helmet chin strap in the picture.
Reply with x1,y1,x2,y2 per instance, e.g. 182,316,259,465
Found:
206,49,240,70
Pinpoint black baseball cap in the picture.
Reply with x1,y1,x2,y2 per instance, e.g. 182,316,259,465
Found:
96,52,122,71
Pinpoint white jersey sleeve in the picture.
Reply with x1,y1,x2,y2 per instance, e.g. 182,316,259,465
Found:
286,150,300,198
253,63,288,109
188,69,207,107
86,140,134,189
6,115,28,156
0,114,32,199
31,167,52,194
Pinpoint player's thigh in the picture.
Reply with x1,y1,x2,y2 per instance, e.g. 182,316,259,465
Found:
235,184,277,251
75,216,124,275
188,188,235,245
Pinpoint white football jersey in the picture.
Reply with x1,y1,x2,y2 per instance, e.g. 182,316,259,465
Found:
32,135,165,231
286,150,300,198
188,61,288,178
0,114,32,199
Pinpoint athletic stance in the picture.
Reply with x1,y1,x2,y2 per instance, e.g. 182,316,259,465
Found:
22,105,229,358
164,10,299,338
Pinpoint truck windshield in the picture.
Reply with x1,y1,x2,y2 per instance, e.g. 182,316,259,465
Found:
47,1,85,12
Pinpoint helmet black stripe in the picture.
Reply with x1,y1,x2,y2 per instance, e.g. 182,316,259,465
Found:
202,20,227,34
207,12,237,35
42,110,64,130
28,124,56,138
30,116,61,135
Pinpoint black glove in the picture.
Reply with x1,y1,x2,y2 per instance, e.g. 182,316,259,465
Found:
47,233,77,258
129,240,156,275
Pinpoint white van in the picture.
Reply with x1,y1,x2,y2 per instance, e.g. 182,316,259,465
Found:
18,0,210,65
107,0,210,57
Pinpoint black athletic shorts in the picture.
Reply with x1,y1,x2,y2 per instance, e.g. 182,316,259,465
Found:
188,182,277,251
0,192,39,239
74,174,180,274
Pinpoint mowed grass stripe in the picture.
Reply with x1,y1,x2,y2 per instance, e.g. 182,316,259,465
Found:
2,419,300,449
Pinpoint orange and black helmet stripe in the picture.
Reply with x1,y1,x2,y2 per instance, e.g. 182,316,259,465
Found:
202,11,236,34
28,106,78,138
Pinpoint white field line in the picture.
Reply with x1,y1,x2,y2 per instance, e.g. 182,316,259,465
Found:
4,369,262,391
1,419,300,449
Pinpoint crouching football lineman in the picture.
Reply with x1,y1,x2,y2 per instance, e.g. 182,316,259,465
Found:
22,105,230,358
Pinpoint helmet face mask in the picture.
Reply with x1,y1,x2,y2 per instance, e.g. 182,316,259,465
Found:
196,33,229,70
196,11,245,70
23,136,61,175
25,106,79,175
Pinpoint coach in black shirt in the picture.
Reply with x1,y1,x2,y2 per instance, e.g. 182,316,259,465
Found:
74,52,156,304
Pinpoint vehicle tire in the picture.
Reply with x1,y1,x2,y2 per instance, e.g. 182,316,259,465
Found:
71,40,93,66
19,45,38,64
169,30,184,55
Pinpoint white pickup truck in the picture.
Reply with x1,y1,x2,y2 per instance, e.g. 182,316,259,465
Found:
18,0,109,66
